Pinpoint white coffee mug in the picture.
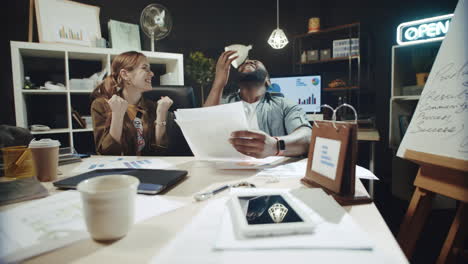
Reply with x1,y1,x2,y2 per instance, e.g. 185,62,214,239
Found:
77,175,140,241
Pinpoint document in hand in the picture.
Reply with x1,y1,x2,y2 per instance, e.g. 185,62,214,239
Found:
175,102,250,160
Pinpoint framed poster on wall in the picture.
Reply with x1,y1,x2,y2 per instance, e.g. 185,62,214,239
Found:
35,0,101,46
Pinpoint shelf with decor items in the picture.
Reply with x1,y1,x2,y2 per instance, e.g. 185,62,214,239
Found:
297,55,359,65
292,22,373,118
11,41,184,153
388,39,443,203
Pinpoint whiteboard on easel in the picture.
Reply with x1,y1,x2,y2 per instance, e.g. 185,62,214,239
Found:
397,0,468,161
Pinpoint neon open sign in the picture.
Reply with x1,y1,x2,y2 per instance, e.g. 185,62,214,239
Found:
397,14,453,45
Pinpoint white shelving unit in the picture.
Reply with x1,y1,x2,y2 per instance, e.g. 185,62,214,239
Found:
11,41,184,153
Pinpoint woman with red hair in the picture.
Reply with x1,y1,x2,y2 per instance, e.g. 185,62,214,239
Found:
91,51,173,156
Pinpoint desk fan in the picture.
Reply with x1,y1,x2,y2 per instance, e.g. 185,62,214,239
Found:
140,4,173,51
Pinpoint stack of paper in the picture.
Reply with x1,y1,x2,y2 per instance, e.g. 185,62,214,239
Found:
215,188,374,250
175,102,250,160
152,189,379,264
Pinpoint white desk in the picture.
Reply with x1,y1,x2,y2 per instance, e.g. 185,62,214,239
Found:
12,156,406,263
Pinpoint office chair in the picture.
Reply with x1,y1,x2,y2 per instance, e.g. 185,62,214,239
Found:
142,86,196,156
142,86,196,111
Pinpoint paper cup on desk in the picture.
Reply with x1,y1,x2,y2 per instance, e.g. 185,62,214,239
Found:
77,175,140,241
28,139,60,182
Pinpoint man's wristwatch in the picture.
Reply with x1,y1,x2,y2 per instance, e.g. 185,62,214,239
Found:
274,137,285,156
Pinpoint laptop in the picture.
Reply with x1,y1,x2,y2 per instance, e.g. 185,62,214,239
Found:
53,169,188,194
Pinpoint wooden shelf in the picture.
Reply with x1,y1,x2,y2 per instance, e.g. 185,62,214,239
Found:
357,128,380,142
298,56,359,65
293,22,360,38
323,86,359,92
31,128,70,135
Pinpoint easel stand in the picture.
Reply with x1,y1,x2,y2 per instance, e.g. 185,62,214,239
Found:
397,150,468,264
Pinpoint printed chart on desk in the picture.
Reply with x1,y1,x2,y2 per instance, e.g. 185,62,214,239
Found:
270,76,321,113
73,157,174,173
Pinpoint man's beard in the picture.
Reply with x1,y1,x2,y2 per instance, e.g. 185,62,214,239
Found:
237,68,268,86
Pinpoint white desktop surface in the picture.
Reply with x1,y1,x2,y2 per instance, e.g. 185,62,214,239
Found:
5,156,407,264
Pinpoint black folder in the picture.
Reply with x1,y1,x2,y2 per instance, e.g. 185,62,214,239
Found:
54,169,188,194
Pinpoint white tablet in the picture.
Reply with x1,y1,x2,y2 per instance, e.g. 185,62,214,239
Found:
228,192,316,238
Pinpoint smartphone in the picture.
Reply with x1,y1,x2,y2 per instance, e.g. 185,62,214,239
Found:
228,193,316,237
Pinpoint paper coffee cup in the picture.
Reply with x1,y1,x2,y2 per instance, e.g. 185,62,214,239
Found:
77,175,140,241
28,139,60,182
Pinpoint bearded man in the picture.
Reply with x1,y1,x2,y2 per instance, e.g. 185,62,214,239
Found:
204,51,312,158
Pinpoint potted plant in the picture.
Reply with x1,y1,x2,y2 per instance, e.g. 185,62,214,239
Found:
185,52,215,105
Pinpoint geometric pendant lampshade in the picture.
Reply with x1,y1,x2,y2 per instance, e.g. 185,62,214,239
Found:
267,0,288,49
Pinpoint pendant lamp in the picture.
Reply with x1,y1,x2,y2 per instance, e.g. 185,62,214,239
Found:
267,0,288,49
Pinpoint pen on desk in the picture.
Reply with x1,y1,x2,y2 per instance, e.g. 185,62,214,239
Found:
193,184,230,202
193,182,256,202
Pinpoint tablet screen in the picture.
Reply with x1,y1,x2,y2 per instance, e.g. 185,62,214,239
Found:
238,195,303,225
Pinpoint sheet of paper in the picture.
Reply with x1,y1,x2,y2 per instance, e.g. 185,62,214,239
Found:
0,191,186,262
151,194,383,264
356,165,379,180
72,157,175,173
397,0,468,160
214,156,286,170
311,137,341,180
175,102,251,160
214,188,374,250
254,159,379,180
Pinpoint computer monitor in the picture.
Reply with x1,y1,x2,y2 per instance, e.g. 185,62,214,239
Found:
269,75,321,113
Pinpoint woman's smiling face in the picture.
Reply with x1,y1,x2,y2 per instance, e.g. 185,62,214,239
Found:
127,58,154,92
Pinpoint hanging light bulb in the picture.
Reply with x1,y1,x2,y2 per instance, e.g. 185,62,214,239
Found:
268,0,288,49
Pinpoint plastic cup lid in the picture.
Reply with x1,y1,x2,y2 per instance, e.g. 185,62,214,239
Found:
29,138,61,148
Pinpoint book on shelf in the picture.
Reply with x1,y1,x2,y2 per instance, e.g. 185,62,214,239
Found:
58,147,82,165
399,115,411,138
72,109,86,129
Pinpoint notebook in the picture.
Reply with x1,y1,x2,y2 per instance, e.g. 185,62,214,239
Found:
53,169,188,194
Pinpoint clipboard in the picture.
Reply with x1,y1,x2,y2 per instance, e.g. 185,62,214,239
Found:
301,104,372,205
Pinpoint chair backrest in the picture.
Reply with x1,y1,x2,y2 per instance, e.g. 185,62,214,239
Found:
142,86,196,111
142,86,195,156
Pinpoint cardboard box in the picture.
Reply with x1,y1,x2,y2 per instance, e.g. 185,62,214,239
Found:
332,38,359,58
320,49,331,60
306,50,319,62
70,79,95,90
